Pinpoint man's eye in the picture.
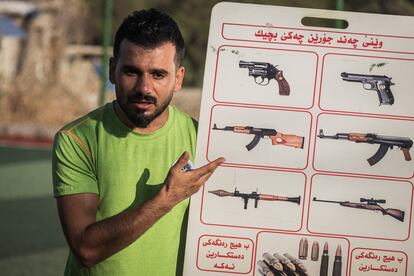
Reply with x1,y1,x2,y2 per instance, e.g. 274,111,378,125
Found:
124,70,137,76
153,72,166,79
121,68,138,76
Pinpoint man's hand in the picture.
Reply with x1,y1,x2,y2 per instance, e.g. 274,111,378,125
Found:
159,151,225,209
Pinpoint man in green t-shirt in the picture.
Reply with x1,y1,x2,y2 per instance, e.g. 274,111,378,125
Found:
52,9,224,276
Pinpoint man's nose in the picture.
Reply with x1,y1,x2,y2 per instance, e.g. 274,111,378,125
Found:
136,74,152,94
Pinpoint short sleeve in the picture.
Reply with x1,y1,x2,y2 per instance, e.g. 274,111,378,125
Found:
52,131,98,197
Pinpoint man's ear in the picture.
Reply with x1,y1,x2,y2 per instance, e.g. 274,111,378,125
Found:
174,66,185,92
109,57,116,84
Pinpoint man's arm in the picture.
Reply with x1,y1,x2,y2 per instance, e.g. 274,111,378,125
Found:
57,151,224,268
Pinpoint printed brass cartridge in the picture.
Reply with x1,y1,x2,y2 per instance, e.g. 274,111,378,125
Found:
311,241,319,261
333,245,342,276
257,260,275,276
273,253,297,274
283,253,311,276
298,237,308,260
262,252,284,273
320,242,329,276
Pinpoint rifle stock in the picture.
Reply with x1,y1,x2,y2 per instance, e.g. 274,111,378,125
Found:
271,133,304,149
382,208,405,222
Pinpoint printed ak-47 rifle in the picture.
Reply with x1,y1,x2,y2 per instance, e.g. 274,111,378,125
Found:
209,188,301,209
318,129,413,166
213,124,304,151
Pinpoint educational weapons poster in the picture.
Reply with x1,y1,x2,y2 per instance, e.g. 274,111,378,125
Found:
183,3,414,276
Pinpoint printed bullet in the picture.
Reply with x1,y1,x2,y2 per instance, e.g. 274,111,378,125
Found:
332,245,342,276
311,241,320,261
298,237,308,260
320,242,329,276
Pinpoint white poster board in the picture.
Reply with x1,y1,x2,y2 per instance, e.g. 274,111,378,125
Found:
183,2,414,276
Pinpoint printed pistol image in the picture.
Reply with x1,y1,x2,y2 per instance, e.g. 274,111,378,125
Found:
318,129,412,166
213,124,304,151
341,72,395,105
239,60,290,95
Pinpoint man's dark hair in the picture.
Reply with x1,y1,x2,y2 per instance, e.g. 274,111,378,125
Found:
113,8,185,66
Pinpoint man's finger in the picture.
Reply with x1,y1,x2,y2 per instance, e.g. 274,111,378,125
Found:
198,170,216,184
172,151,190,170
194,157,225,177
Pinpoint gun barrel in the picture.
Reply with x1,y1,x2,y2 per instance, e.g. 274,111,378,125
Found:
341,72,392,82
239,60,253,68
317,129,350,140
212,124,233,131
313,197,342,204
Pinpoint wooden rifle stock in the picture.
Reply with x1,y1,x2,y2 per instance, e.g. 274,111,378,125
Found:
270,133,304,149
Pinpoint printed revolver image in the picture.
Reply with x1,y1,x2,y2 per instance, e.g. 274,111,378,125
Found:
341,72,395,105
318,129,412,166
239,60,290,95
208,188,300,209
213,124,304,151
313,197,405,222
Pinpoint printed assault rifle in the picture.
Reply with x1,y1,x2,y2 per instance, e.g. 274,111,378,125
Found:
318,129,412,166
209,188,301,209
213,124,304,151
313,197,405,222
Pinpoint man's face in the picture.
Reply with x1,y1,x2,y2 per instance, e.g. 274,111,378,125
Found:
109,40,185,129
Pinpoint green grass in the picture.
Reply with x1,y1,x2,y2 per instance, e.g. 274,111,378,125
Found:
0,145,67,275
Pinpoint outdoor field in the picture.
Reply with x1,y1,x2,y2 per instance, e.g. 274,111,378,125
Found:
0,144,67,275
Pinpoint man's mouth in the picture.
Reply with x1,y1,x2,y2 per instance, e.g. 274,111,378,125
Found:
128,94,157,111
131,100,154,110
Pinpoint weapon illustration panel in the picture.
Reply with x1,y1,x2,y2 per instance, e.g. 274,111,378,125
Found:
183,3,414,276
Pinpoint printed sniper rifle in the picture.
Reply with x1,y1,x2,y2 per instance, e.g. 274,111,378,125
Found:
313,197,405,222
239,60,290,95
209,188,301,209
318,129,413,166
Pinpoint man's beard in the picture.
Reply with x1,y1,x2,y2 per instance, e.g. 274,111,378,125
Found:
121,92,173,128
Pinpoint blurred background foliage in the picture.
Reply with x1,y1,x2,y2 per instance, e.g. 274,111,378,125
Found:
82,0,414,87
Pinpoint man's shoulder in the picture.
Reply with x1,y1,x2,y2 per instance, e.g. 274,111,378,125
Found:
58,103,112,134
170,105,198,131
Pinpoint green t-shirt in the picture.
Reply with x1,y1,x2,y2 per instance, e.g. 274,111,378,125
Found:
52,102,197,276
